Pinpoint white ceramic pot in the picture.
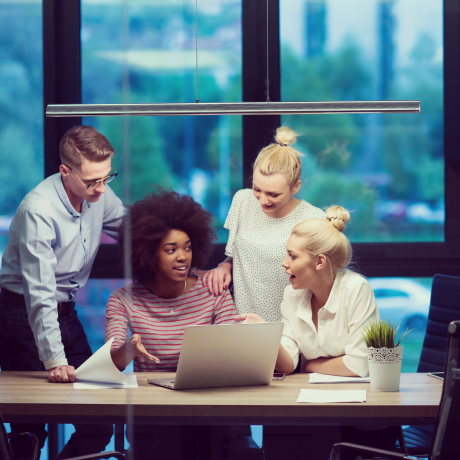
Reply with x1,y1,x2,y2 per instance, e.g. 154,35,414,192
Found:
368,346,403,391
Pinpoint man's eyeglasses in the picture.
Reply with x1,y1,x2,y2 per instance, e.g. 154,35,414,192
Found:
64,164,118,190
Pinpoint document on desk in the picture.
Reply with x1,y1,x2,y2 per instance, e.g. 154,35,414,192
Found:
297,389,367,403
308,373,370,384
73,338,138,389
74,373,138,390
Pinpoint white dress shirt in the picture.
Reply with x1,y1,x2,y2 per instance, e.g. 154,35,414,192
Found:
0,173,124,369
280,269,379,377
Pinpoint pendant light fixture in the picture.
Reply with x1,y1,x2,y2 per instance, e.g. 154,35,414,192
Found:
46,1,420,118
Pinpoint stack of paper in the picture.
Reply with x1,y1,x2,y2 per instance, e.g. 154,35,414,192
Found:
297,389,366,403
74,338,138,389
308,373,370,384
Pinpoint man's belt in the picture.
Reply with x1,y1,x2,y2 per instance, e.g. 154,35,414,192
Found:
0,288,76,315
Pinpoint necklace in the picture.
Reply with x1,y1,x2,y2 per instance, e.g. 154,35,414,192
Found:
150,280,187,313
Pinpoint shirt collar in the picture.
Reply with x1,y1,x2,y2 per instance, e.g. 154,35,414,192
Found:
53,173,83,217
295,290,314,327
321,269,346,314
296,269,346,319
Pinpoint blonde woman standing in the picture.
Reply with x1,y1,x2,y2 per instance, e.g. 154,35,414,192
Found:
203,126,324,321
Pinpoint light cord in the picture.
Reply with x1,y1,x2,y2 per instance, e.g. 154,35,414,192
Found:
195,0,199,103
266,0,270,103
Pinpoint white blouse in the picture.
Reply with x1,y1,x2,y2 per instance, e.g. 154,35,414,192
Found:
224,189,325,321
280,269,379,377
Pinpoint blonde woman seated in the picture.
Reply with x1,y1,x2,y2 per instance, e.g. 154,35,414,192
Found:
236,205,379,378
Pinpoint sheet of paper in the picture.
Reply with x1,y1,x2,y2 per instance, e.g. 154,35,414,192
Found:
74,373,138,390
74,338,130,388
308,373,370,384
297,389,366,403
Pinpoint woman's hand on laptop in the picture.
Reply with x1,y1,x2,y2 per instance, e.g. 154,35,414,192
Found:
234,313,266,324
130,334,160,363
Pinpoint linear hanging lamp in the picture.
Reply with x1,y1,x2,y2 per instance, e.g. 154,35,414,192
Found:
46,100,420,117
46,0,420,119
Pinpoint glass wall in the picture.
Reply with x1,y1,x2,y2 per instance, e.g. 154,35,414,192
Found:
281,0,443,242
369,276,432,372
81,0,243,242
0,0,43,256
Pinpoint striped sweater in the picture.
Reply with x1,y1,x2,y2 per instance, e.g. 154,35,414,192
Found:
105,277,237,371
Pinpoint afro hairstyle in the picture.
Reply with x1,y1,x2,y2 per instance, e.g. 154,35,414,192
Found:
119,189,216,283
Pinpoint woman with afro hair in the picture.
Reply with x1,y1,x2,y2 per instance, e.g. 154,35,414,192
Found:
105,189,236,372
104,191,260,460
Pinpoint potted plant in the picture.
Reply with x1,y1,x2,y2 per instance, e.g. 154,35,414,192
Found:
361,320,412,391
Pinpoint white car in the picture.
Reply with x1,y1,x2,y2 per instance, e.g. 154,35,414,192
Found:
368,278,431,333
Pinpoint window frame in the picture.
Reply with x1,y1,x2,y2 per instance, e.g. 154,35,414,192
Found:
43,0,460,279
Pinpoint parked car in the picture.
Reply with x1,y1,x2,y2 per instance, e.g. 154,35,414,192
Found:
368,278,431,333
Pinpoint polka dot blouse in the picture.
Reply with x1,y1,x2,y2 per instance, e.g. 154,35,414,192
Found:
224,189,325,322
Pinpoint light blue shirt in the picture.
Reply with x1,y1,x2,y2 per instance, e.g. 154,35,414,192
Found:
0,173,124,369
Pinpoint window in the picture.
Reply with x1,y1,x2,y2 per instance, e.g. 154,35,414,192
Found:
81,0,242,242
0,0,43,257
44,0,460,278
280,0,444,243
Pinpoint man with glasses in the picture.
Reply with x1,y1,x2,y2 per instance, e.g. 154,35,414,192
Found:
0,125,124,459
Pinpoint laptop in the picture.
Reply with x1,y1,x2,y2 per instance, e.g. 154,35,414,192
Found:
147,322,283,390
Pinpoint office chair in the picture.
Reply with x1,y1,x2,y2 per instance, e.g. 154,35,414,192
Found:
330,319,460,460
0,414,124,460
401,274,460,455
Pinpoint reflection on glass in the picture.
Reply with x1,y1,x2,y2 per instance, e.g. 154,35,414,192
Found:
281,0,443,242
76,279,127,352
0,1,43,256
82,0,242,243
369,277,432,372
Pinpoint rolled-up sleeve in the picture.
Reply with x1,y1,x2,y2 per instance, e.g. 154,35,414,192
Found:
101,185,125,240
343,282,380,377
280,298,301,370
19,209,67,369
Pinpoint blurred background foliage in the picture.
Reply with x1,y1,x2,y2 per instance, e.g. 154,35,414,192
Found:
0,0,443,247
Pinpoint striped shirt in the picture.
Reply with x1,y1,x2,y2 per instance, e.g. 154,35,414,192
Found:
105,277,237,371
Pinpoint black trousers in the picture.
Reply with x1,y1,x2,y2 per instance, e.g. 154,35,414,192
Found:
0,290,113,460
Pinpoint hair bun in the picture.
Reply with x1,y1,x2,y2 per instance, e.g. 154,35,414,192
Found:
275,126,298,147
325,206,350,232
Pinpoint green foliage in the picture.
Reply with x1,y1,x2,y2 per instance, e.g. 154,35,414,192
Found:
96,116,175,204
0,2,445,246
0,4,43,215
382,32,443,201
299,170,377,237
361,319,412,349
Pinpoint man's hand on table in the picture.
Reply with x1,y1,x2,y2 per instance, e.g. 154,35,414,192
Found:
48,365,76,383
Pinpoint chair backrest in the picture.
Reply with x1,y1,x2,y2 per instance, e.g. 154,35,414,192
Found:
0,413,13,460
418,274,460,373
431,320,460,460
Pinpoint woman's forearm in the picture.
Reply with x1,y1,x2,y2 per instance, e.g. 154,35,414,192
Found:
218,257,233,271
304,356,359,376
110,340,133,371
275,344,296,374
